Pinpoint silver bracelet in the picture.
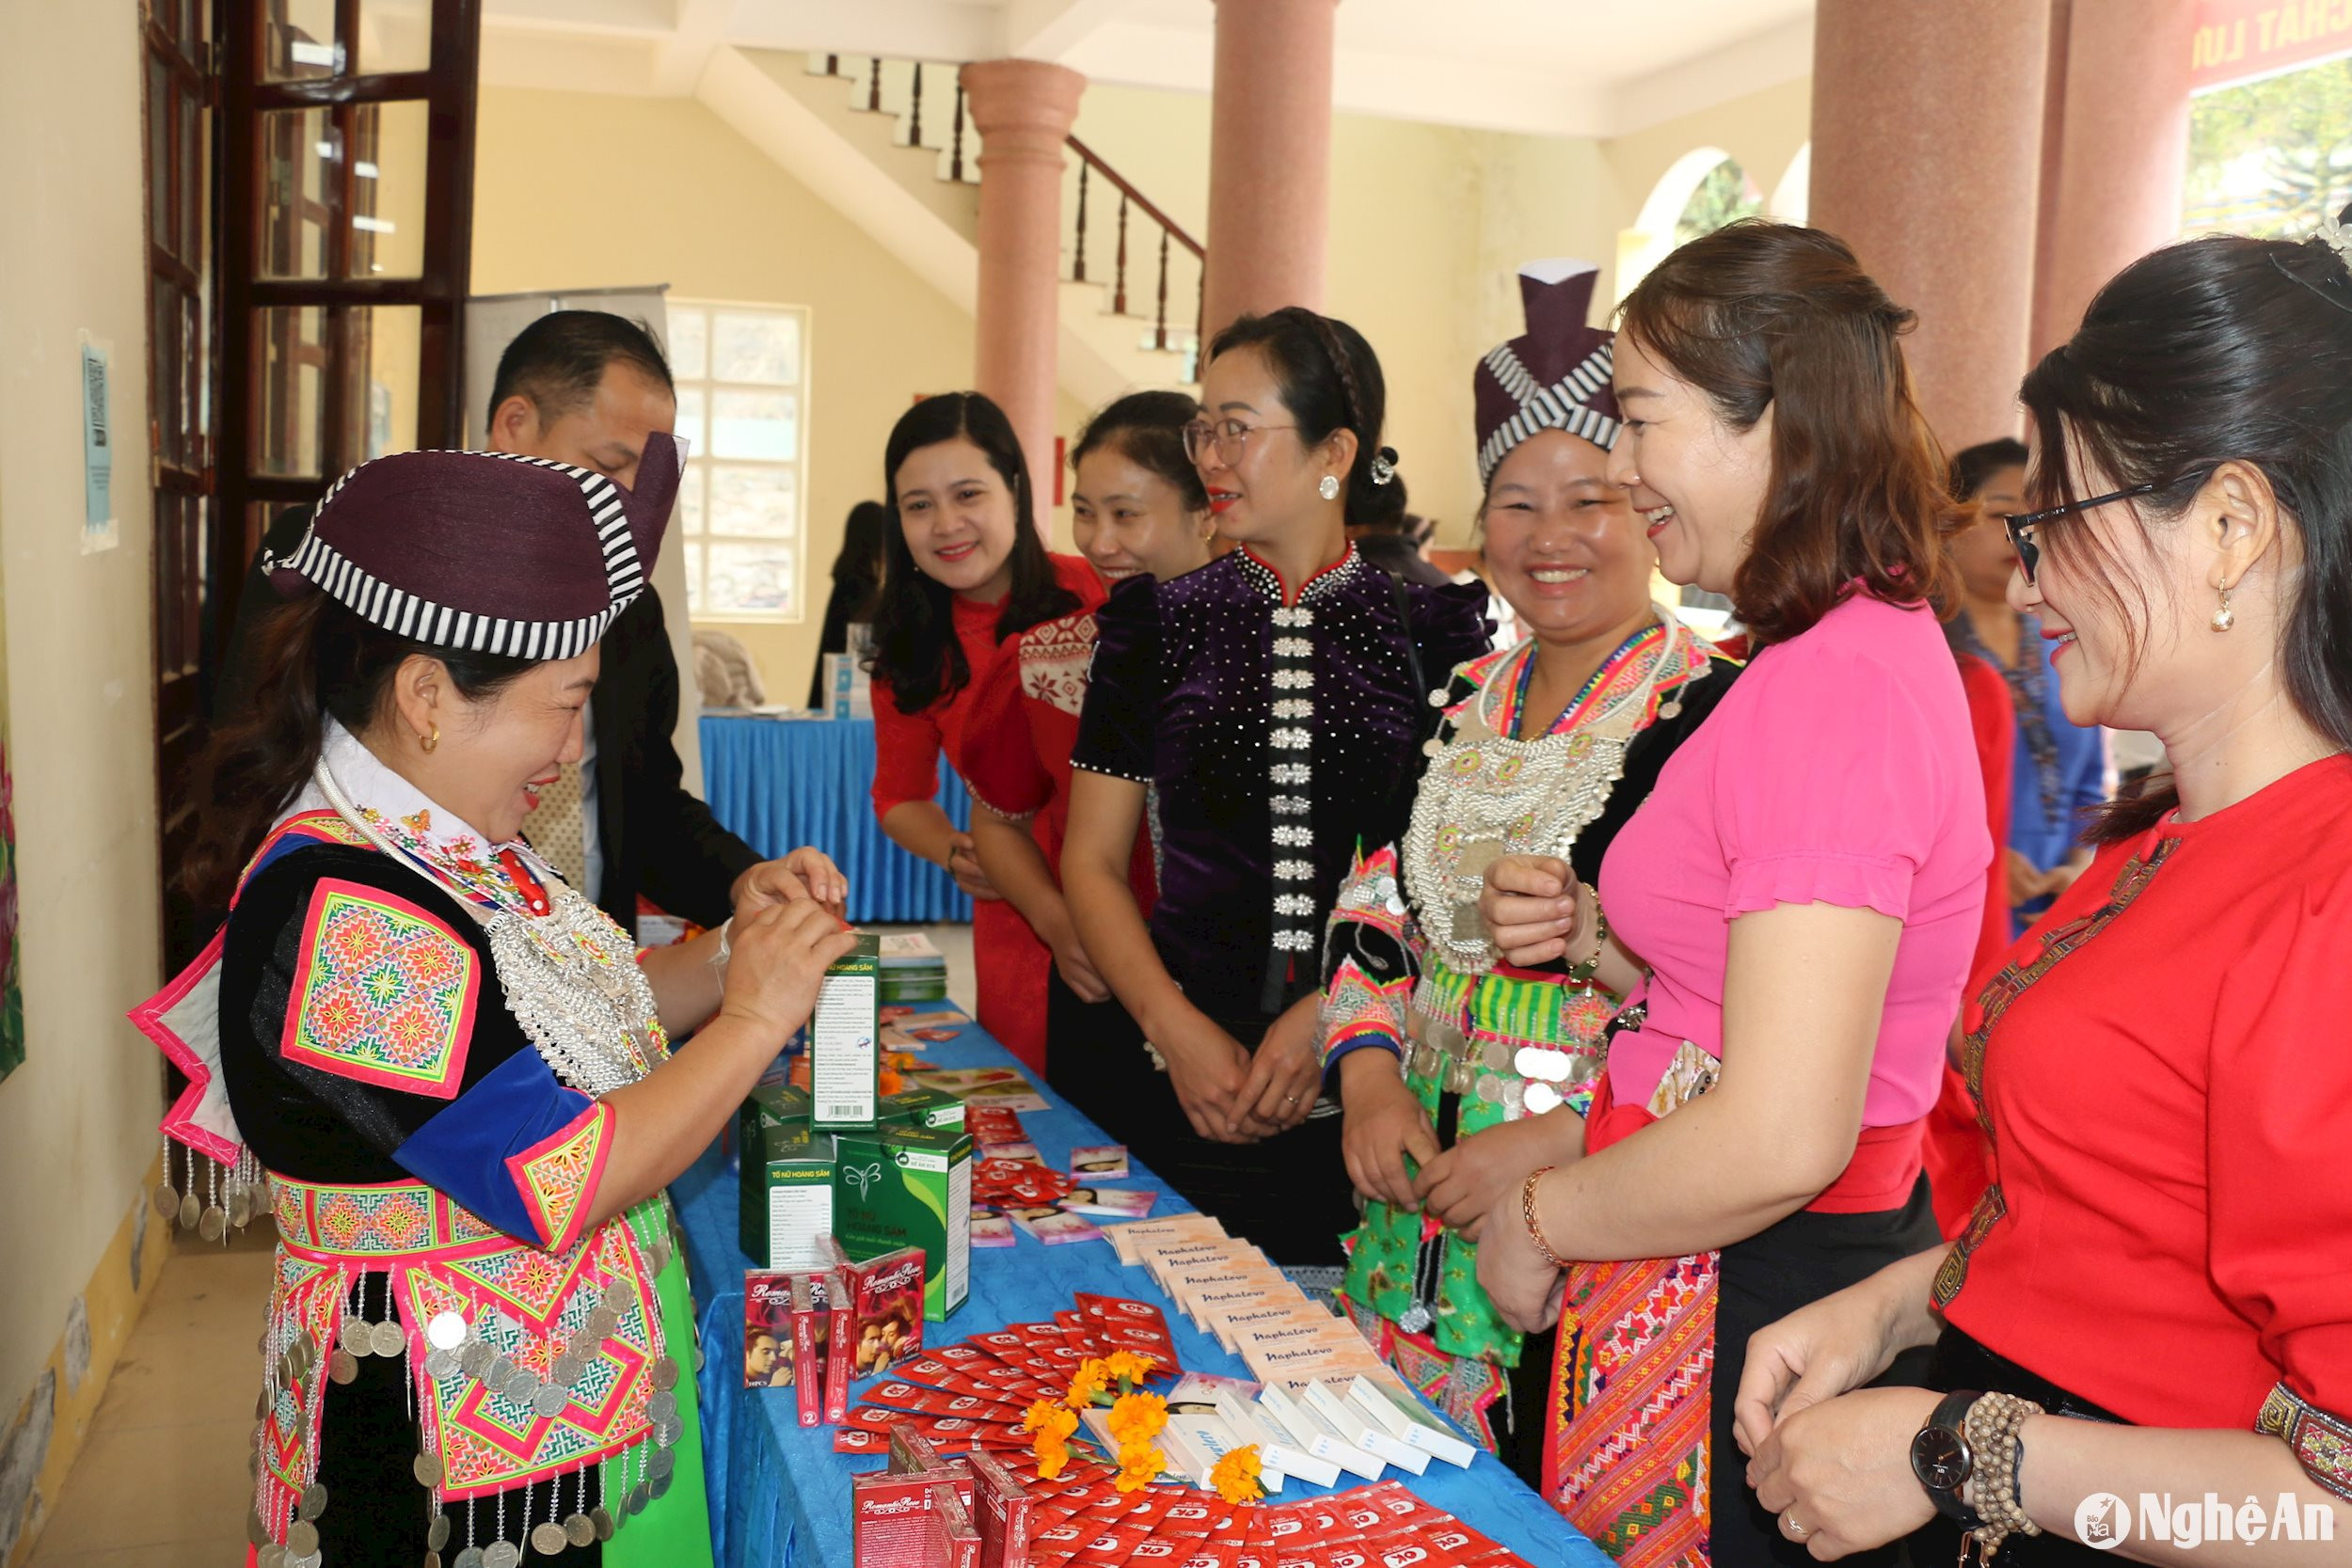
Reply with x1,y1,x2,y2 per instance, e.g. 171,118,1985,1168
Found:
707,917,734,976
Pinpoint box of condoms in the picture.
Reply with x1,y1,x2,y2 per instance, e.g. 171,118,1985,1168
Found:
1104,1212,1228,1267
739,1085,834,1269
934,1481,983,1568
835,1242,928,1377
812,931,883,1131
833,1123,974,1323
852,1470,947,1568
789,1272,828,1428
966,1449,1033,1568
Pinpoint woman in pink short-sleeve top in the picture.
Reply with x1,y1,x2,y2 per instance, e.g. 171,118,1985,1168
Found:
1474,223,1989,1567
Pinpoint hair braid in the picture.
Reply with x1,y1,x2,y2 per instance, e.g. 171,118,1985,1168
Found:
1304,311,1368,440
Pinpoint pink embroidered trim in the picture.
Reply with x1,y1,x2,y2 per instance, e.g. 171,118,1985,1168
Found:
505,1100,615,1253
279,879,481,1100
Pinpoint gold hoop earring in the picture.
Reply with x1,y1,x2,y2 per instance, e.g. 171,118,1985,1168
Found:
2211,583,2235,632
421,726,440,753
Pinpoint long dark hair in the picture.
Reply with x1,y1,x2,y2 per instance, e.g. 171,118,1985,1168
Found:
2019,207,2352,841
183,594,537,909
1618,220,1960,648
1071,389,1208,512
833,499,892,621
1205,308,1395,520
866,392,1080,713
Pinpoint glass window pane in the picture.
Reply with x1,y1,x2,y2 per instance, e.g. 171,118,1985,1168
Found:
712,310,800,385
255,307,326,477
708,464,797,538
356,0,433,75
180,289,206,467
260,107,335,280
152,291,181,468
347,100,427,278
180,87,205,264
148,58,170,245
707,542,796,616
678,464,707,536
343,305,422,463
674,388,706,457
712,390,798,460
265,0,342,81
682,543,705,615
666,308,707,381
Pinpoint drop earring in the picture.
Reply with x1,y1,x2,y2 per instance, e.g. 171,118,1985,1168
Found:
421,725,440,752
2211,582,2234,632
1318,475,1341,501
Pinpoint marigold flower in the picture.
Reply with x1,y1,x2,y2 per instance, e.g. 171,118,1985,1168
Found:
1104,1390,1168,1447
1035,1433,1070,1481
1113,1440,1165,1493
1104,1350,1158,1387
879,1069,905,1096
1065,1357,1112,1407
1209,1445,1263,1506
1020,1399,1076,1439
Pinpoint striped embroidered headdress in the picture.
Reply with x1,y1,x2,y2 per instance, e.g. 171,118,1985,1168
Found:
1473,261,1621,487
263,440,682,660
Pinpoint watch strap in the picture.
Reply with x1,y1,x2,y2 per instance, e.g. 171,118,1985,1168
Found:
1915,1388,1987,1528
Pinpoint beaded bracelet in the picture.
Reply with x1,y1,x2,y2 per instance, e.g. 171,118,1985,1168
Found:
1963,1391,2045,1559
1521,1166,1567,1268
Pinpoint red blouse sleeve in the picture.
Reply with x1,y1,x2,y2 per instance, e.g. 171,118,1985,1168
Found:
1958,654,2016,984
957,647,1056,819
2210,868,2352,1495
869,675,948,821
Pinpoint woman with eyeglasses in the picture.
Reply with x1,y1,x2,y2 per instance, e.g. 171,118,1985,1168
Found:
1733,218,2352,1565
1944,438,2109,937
1060,309,1490,1268
1472,222,1988,1565
866,392,1094,1071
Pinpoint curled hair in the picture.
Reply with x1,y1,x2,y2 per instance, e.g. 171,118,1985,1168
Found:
867,392,1081,713
182,594,537,910
1618,219,1960,647
1205,308,1396,517
2019,205,2352,841
1070,389,1208,513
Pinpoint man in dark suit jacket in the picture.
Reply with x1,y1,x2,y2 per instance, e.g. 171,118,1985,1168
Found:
219,310,840,931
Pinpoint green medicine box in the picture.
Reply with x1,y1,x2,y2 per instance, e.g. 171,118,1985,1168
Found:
878,1085,965,1131
830,1122,973,1323
810,932,882,1131
738,1084,834,1269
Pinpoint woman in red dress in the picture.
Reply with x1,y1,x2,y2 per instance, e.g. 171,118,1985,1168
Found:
866,392,1094,1069
961,391,1216,1119
1737,217,2352,1562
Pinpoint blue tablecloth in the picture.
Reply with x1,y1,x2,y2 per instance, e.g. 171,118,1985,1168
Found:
698,714,973,926
672,1021,1613,1568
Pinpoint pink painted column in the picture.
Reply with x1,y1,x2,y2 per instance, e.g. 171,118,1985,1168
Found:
2030,0,2194,358
1810,0,2051,449
961,59,1087,510
1201,0,1339,340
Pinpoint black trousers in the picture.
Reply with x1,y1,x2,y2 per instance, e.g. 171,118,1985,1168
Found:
1045,968,1356,1269
1708,1177,1943,1568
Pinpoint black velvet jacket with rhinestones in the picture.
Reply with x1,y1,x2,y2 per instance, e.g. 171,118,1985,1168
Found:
1073,546,1491,1021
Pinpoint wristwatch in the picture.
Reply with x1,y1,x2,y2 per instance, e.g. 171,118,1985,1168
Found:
1910,1389,1986,1528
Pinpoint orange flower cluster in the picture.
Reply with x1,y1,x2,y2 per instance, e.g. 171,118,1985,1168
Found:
1106,1391,1168,1493
1021,1398,1079,1480
1208,1445,1263,1507
879,1068,906,1096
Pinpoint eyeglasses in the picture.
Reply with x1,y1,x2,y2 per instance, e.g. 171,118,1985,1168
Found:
1182,419,1298,466
2001,482,2162,586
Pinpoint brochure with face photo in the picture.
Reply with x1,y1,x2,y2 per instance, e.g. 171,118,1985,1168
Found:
1006,1206,1104,1245
1068,1144,1129,1178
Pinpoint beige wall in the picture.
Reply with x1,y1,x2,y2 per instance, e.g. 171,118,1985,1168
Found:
472,87,1087,703
0,0,170,1555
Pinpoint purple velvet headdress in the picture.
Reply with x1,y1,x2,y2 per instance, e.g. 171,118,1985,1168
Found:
263,441,681,660
1472,261,1621,487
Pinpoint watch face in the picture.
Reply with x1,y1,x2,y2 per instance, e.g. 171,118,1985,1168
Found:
1910,1426,1972,1492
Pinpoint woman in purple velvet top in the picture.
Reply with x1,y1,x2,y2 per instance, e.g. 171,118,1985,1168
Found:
1062,308,1490,1268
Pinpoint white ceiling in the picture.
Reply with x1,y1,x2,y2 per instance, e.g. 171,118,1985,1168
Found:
480,0,1817,137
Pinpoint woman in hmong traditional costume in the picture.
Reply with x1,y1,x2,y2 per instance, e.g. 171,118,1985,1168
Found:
135,447,852,1568
1317,262,1739,1484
